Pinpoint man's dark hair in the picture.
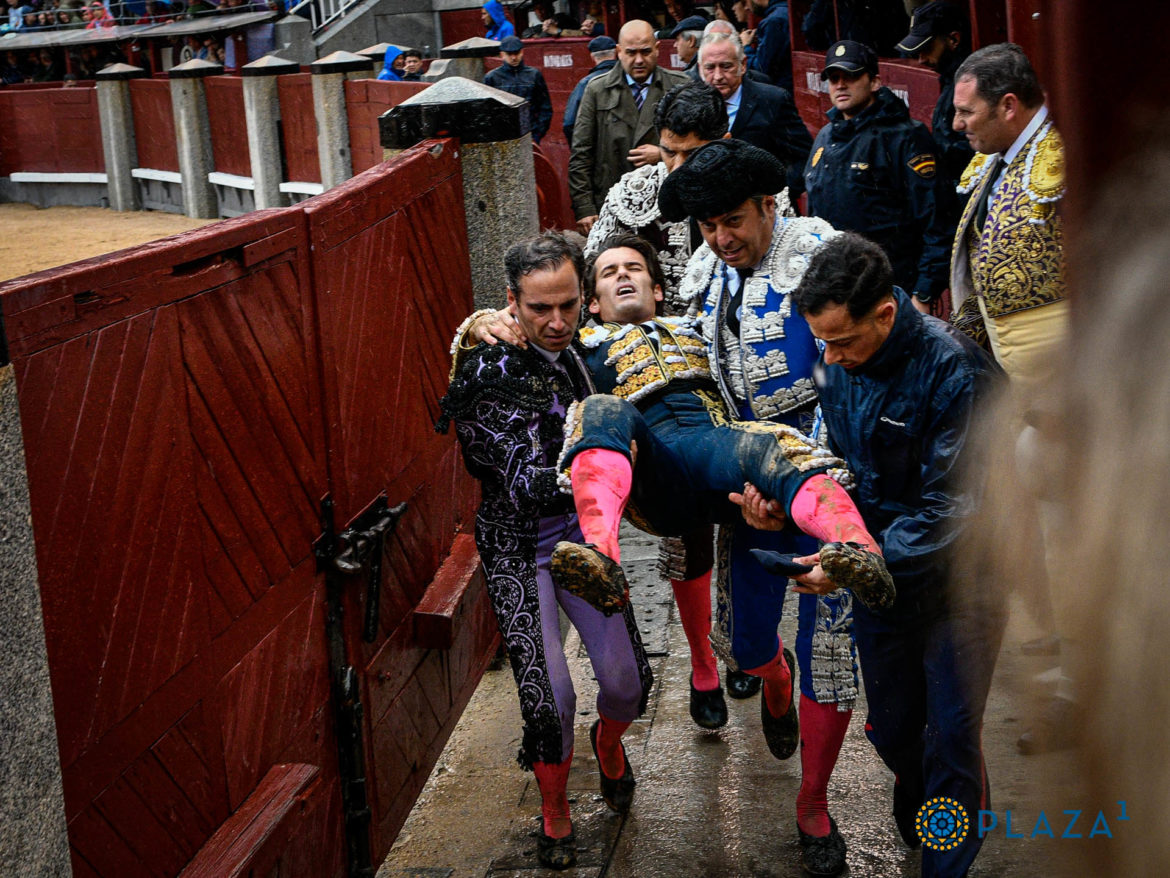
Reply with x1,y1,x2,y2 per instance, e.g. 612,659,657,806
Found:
584,233,667,308
654,80,728,140
955,42,1043,109
504,231,584,297
403,48,422,59
793,232,894,318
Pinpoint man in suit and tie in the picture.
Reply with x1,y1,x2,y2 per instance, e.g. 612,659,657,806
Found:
569,19,688,235
697,30,812,197
949,42,1067,377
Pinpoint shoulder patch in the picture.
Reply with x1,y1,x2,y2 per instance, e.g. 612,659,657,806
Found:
907,153,936,178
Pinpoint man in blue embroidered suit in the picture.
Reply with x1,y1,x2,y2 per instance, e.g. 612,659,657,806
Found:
657,138,862,874
549,232,893,878
437,233,653,871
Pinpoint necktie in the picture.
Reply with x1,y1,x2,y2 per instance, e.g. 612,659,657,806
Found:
727,268,752,336
974,157,999,233
631,81,646,109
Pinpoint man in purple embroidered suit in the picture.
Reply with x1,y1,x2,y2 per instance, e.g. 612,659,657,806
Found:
436,232,652,871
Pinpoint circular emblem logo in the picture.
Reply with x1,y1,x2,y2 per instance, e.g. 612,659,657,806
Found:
835,44,846,56
916,797,970,851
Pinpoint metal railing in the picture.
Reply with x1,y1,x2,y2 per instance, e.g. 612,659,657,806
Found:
286,0,357,35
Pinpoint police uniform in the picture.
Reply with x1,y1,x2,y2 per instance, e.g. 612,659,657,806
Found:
804,42,954,304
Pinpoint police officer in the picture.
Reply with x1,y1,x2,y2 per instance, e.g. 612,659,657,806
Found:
804,40,953,312
896,0,973,191
484,35,554,144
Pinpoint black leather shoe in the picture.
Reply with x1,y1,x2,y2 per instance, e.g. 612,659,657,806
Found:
726,667,761,699
798,816,847,876
892,775,924,849
536,830,577,870
689,676,728,729
760,648,798,759
589,719,635,813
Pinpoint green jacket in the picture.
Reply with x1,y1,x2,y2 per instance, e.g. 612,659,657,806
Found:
567,62,687,220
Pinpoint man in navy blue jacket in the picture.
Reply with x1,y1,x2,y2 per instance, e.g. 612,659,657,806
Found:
761,231,1004,877
804,40,954,312
485,35,554,143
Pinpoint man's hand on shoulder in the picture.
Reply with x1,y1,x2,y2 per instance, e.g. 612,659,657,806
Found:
577,215,598,235
472,308,529,347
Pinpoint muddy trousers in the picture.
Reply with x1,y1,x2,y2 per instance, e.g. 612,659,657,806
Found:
477,512,652,767
852,598,1006,877
560,393,828,537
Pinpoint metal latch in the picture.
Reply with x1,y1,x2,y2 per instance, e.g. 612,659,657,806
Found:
315,494,407,642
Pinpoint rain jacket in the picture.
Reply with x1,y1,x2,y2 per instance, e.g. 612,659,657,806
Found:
378,46,403,81
814,288,1003,610
482,0,514,40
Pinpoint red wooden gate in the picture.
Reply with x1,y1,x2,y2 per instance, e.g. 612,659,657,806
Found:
0,141,495,876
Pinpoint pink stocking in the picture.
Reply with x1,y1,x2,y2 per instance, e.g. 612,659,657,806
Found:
569,448,632,563
533,755,573,839
790,476,881,553
743,644,792,719
671,571,719,691
796,695,852,836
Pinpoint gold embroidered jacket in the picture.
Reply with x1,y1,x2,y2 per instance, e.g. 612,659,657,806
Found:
949,117,1066,342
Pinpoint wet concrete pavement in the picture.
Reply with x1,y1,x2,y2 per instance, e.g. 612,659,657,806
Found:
379,528,1096,878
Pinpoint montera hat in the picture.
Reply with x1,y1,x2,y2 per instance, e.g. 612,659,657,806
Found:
821,40,878,79
658,139,787,222
499,35,524,52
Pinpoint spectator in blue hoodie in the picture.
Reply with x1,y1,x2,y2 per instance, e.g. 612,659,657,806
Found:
378,45,405,81
481,0,514,41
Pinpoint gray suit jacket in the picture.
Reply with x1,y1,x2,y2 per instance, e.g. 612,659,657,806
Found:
568,63,688,219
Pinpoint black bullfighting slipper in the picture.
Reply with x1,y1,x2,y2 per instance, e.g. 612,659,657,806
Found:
689,675,728,729
589,719,635,813
819,541,896,611
726,667,762,699
551,542,629,616
760,648,799,760
535,830,577,870
798,816,847,876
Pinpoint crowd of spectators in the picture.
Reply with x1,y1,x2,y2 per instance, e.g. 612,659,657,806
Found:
0,0,284,81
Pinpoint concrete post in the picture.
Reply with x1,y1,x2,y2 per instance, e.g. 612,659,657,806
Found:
380,77,537,310
310,51,372,190
168,58,222,220
0,363,72,877
95,63,148,212
274,13,315,66
241,54,299,210
423,36,498,83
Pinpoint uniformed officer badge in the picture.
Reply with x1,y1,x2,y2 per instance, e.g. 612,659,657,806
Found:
835,44,846,56
907,153,937,178
812,146,824,167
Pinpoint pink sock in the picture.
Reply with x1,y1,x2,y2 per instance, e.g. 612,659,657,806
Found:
569,448,632,563
744,645,791,718
596,714,631,779
671,571,720,691
790,476,880,553
533,755,573,839
796,696,852,836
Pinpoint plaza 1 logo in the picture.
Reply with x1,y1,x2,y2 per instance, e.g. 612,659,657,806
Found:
916,798,1131,847
916,797,970,851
